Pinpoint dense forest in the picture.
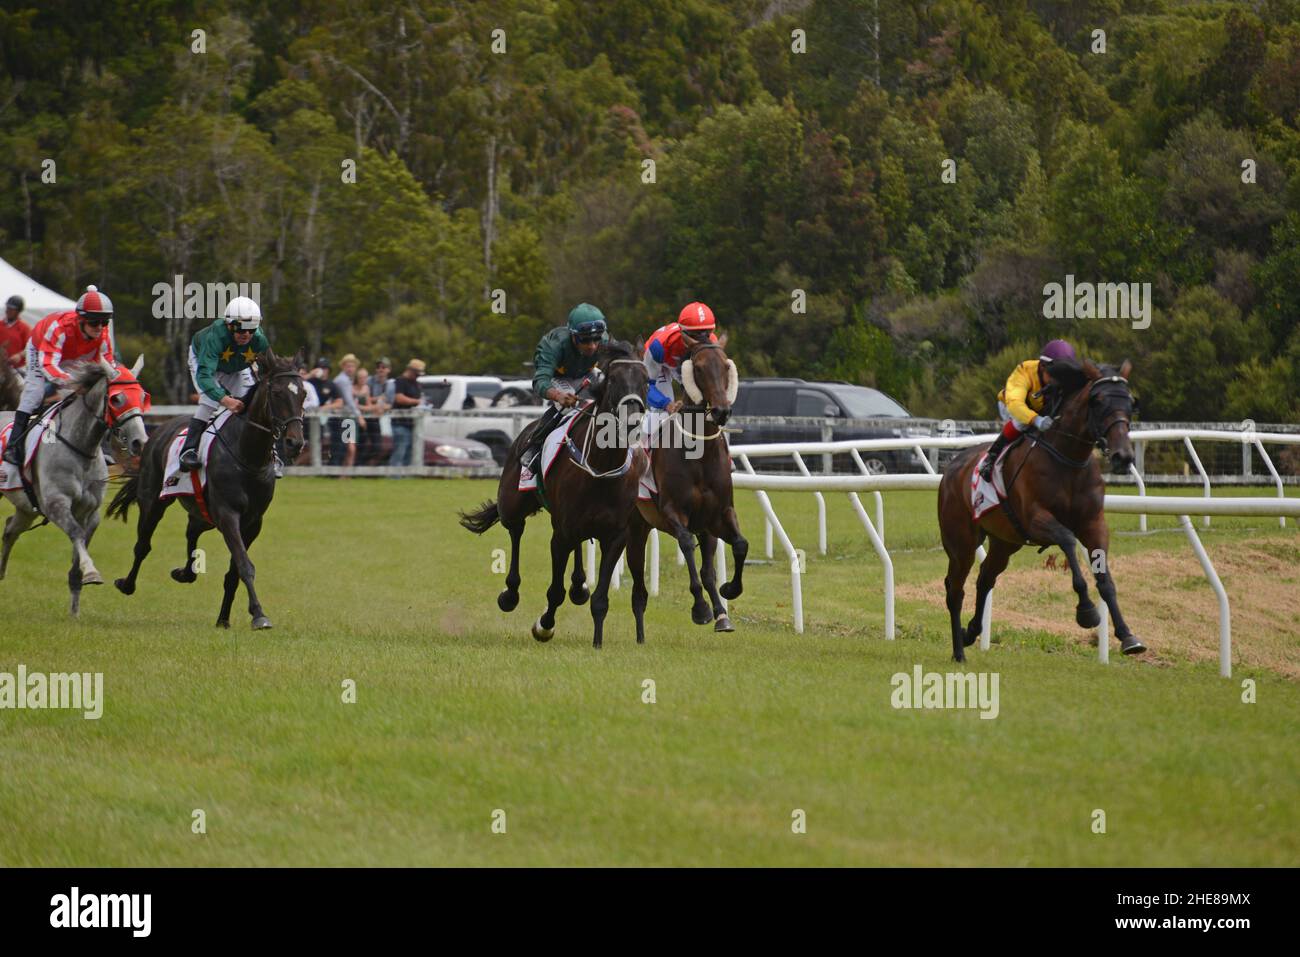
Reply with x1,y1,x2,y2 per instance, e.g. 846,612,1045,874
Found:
2,0,1299,419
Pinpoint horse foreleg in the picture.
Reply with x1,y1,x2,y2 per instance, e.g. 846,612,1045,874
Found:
569,543,589,605
697,532,733,633
966,537,1020,647
1077,518,1144,655
44,497,100,588
171,513,209,584
717,506,748,601
216,559,239,629
589,532,627,650
68,503,103,616
216,512,269,630
1031,514,1099,628
626,513,650,644
492,520,522,612
532,535,570,642
664,505,710,625
0,508,37,580
115,496,172,596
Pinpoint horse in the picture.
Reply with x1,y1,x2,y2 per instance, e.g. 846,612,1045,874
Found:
0,355,20,411
108,350,306,629
0,356,150,615
460,339,650,648
627,340,747,632
937,358,1144,662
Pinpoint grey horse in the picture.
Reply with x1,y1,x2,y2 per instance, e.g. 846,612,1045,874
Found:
1,356,149,615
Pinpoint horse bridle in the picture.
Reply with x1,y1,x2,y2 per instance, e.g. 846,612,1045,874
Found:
241,370,307,440
48,382,143,460
565,357,646,479
1035,374,1133,467
676,341,737,441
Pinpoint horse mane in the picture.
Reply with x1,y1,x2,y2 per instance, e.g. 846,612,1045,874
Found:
56,360,115,397
1043,357,1089,397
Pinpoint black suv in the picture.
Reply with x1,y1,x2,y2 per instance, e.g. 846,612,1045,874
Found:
729,378,929,473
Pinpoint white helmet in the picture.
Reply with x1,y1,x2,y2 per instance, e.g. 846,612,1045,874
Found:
224,296,262,330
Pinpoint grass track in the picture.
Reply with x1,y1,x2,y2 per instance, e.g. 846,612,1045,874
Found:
1,479,1297,866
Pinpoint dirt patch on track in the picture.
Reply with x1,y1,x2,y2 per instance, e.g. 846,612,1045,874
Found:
900,537,1300,679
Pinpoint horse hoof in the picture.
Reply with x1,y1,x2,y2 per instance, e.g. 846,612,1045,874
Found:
531,619,554,643
953,651,966,664
691,605,713,626
719,581,742,600
569,584,590,606
1120,635,1146,655
171,568,197,584
114,578,135,595
81,570,103,586
497,589,519,612
963,627,980,647
1077,605,1101,629
216,619,230,629
714,615,734,633
252,616,273,630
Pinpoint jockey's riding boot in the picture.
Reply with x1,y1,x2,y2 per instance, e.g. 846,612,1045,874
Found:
522,405,561,472
979,433,1011,482
178,416,208,471
3,409,31,466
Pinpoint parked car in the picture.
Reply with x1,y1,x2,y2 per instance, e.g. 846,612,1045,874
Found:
416,374,541,466
730,378,931,473
423,434,497,468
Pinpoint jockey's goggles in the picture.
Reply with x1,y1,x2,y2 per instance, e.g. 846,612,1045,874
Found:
572,320,606,343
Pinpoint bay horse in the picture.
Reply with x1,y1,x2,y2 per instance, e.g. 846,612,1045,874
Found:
937,358,1144,662
108,350,306,629
1,356,150,615
628,340,747,632
459,339,649,648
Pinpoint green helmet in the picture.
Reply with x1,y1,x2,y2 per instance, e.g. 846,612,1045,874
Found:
567,303,607,343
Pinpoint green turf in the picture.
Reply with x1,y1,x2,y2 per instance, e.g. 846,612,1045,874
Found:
1,479,1297,866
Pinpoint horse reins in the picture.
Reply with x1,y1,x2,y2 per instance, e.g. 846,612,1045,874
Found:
212,370,305,474
560,357,645,480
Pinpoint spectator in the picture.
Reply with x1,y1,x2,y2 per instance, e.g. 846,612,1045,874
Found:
298,363,321,412
331,353,364,468
2,295,30,374
370,356,396,407
389,358,424,470
354,365,380,463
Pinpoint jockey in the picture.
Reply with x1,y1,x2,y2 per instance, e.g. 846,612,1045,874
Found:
178,296,270,471
4,286,116,467
978,338,1077,481
642,301,719,441
519,302,609,473
2,295,30,374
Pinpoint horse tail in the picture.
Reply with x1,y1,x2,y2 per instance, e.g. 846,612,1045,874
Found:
459,499,500,535
106,474,140,522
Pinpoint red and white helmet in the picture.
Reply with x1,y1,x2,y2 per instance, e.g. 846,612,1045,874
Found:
678,301,715,331
76,285,114,319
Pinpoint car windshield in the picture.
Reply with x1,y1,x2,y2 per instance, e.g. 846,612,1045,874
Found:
829,386,909,417
421,383,451,408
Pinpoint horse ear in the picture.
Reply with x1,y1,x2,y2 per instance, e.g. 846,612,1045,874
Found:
264,346,278,366
130,354,145,378
1119,358,1132,381
633,336,644,354
293,347,306,368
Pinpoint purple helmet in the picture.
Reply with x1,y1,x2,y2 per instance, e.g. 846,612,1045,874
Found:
1039,339,1076,364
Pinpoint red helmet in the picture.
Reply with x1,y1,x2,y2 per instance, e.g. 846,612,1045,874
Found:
678,302,715,331
76,285,114,319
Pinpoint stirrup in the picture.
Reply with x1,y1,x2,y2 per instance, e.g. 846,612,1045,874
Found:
179,448,202,471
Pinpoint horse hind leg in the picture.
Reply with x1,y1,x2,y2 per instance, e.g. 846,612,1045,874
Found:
497,520,524,612
569,543,590,605
0,508,37,580
171,513,208,584
965,537,1020,648
115,495,172,595
942,533,977,663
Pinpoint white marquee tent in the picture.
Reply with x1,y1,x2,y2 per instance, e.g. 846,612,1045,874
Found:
0,255,76,323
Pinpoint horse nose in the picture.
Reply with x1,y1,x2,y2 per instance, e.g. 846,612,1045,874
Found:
713,405,732,426
1111,451,1133,473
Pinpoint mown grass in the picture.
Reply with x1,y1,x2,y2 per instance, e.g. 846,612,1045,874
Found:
0,479,1296,866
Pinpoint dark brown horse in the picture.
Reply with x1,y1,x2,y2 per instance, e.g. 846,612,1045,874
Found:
937,358,1144,662
460,339,650,648
628,340,747,632
0,354,20,411
108,350,307,629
